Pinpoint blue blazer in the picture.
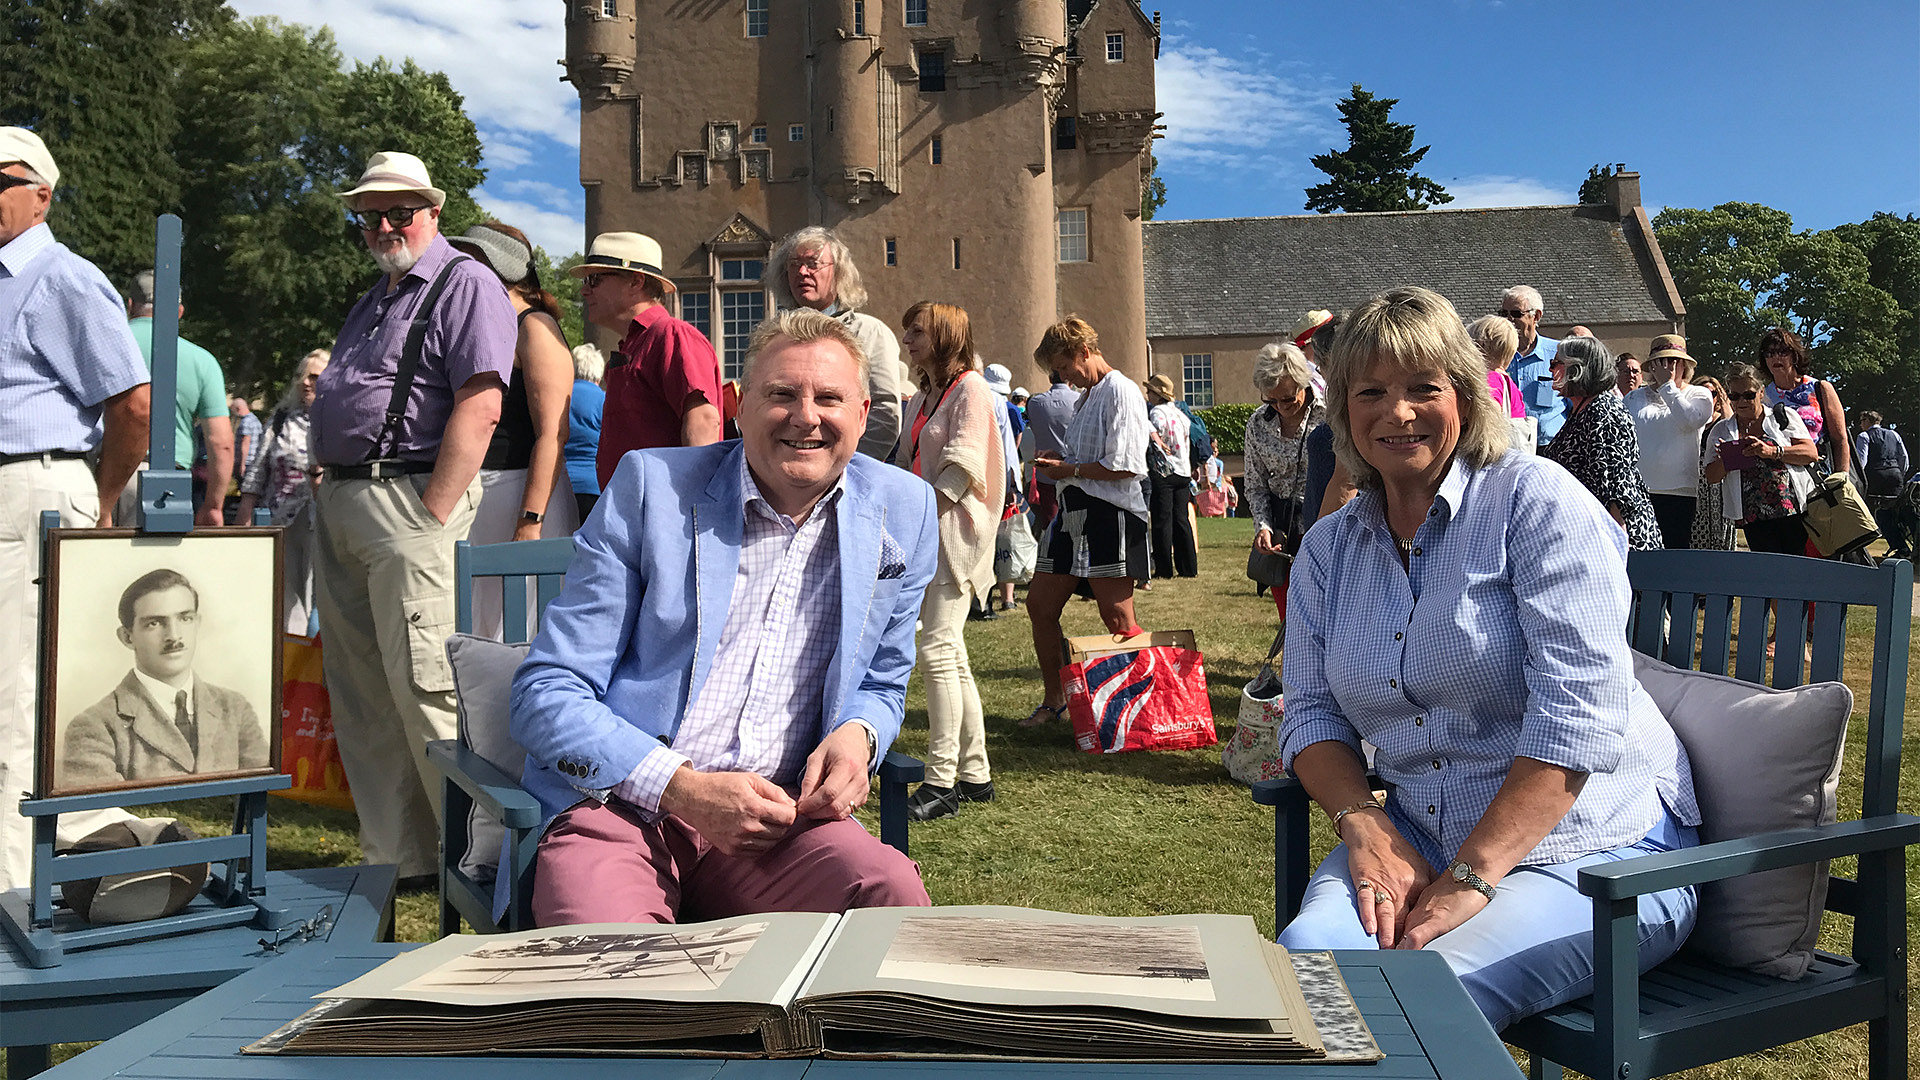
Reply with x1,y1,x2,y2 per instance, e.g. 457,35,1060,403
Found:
510,441,938,837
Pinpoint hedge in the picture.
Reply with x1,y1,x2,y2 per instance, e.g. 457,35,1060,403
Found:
1195,403,1258,455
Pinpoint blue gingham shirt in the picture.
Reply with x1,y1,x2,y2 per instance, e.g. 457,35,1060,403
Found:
0,223,149,453
613,456,862,814
1280,452,1699,872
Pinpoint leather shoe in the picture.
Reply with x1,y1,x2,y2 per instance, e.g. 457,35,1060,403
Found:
957,779,995,803
905,783,961,821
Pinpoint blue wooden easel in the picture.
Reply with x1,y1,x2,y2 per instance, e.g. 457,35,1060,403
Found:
0,216,293,968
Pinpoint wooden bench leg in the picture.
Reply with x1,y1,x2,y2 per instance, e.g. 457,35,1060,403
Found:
1526,1053,1564,1080
6,1043,52,1079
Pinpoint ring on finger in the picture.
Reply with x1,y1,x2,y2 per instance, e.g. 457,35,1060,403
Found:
1355,880,1373,892
1374,893,1394,905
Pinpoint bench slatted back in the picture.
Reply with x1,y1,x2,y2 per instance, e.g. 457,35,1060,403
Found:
454,537,577,641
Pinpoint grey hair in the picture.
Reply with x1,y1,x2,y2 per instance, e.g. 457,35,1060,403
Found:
1465,314,1517,373
571,343,605,385
1502,285,1543,315
14,165,49,188
129,269,158,311
1252,342,1314,395
1324,286,1512,492
741,308,870,395
1555,335,1616,399
764,226,867,311
276,348,331,413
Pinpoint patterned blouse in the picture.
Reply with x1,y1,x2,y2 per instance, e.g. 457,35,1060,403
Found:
1540,393,1664,550
240,406,316,526
1243,397,1327,533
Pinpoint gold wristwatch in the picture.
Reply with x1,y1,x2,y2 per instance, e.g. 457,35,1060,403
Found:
1447,860,1496,901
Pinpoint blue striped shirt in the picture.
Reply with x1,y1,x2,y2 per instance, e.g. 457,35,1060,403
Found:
1280,452,1699,872
0,223,148,453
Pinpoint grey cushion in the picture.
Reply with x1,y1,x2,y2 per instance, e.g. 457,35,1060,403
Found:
1631,652,1852,979
445,633,531,883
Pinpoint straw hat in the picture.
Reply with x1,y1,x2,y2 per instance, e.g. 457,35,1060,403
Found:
1289,309,1333,345
1144,373,1181,401
1648,334,1692,364
449,224,533,284
0,127,57,189
569,232,677,294
336,151,446,208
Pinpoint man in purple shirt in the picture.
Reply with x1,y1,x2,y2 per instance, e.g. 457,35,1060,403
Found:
309,151,515,885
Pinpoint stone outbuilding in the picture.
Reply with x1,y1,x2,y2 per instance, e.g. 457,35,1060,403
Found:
1142,169,1685,405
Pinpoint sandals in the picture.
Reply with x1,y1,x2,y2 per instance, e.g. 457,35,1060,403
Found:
1019,703,1065,728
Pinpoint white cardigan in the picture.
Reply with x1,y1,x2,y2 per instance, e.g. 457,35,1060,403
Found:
1704,410,1813,522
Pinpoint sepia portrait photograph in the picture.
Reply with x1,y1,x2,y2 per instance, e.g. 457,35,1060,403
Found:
38,528,283,799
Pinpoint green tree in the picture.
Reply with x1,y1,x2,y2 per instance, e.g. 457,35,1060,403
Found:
1652,203,1902,391
1578,164,1610,205
171,16,488,394
1140,153,1167,221
0,0,229,281
1827,213,1920,431
1304,84,1451,214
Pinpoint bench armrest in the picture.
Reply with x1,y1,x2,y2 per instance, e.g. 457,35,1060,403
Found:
426,739,542,830
1577,814,1920,899
1250,775,1304,807
879,749,924,785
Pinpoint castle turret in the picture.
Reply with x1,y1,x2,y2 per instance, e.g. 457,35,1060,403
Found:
562,0,636,101
811,0,881,203
1002,0,1067,90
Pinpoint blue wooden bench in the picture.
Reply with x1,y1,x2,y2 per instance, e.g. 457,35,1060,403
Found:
428,537,923,937
1254,549,1916,1079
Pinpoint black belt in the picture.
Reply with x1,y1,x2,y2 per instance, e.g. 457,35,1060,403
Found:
0,450,87,467
324,460,435,480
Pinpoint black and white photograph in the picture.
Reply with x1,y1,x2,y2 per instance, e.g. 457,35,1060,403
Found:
402,921,768,994
877,915,1215,1001
38,528,282,799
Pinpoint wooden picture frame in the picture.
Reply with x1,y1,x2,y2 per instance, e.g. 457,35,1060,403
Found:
36,527,284,800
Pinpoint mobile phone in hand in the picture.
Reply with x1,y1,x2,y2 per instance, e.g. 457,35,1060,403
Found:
1718,441,1759,471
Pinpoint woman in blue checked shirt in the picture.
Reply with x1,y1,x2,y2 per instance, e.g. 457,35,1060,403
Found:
1273,287,1701,1031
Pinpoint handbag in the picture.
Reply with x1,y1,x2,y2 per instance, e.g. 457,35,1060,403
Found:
273,634,354,811
1222,627,1287,784
1146,439,1182,479
1246,419,1309,588
1799,466,1879,557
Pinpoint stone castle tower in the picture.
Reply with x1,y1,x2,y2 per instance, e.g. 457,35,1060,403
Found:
562,0,1159,388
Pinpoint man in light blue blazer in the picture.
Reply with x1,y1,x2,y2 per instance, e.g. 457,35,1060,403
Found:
511,308,939,924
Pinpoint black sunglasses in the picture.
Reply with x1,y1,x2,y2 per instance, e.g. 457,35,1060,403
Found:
0,172,41,193
1729,391,1760,401
346,205,433,231
1498,309,1536,320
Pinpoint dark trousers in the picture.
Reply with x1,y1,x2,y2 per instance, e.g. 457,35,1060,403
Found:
1649,494,1695,550
1148,473,1198,578
1742,515,1808,555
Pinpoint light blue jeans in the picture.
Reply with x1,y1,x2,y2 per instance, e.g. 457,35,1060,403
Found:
1277,809,1698,1031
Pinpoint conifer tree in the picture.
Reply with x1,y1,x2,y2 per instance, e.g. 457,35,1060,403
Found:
1304,84,1451,213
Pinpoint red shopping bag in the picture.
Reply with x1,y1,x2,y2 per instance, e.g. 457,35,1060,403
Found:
275,634,354,811
1062,630,1216,754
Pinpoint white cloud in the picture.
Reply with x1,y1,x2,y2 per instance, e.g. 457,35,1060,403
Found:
474,187,584,259
1153,43,1337,174
1443,175,1574,208
497,178,575,209
228,1,579,147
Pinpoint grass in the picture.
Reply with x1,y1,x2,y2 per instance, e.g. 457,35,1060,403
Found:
19,515,1918,1079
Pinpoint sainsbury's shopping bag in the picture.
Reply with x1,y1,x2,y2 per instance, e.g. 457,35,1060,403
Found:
1062,630,1216,754
275,634,354,811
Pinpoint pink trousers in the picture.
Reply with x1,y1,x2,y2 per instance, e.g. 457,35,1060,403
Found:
532,799,930,925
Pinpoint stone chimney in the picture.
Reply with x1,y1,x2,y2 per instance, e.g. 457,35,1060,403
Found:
1601,163,1641,215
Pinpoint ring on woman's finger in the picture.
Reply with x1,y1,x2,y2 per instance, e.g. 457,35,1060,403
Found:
1355,880,1373,892
1374,893,1394,905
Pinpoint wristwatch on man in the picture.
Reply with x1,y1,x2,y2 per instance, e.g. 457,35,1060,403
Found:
1447,860,1497,901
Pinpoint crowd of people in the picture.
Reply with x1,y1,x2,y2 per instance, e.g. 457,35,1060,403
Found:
4,124,1915,1036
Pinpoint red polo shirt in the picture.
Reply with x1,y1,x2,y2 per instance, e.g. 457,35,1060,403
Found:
596,303,723,486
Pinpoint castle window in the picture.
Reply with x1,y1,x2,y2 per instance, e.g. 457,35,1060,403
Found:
951,238,961,270
600,0,615,17
905,0,927,27
1106,33,1124,62
720,259,764,282
885,238,897,267
930,136,943,164
1053,116,1077,150
788,123,805,142
828,107,835,133
853,0,866,36
1056,208,1088,263
1182,354,1214,407
745,0,768,37
679,290,712,343
721,290,767,380
750,125,767,144
917,50,946,92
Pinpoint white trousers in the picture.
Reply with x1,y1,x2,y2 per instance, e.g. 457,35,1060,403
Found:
463,466,577,641
0,457,134,890
917,579,990,788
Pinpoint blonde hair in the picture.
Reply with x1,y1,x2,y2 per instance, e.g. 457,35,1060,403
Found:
1324,287,1512,491
1034,315,1100,367
765,226,868,311
277,348,331,413
742,308,870,393
1466,314,1517,373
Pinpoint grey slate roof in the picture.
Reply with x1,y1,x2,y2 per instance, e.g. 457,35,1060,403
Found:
1143,206,1675,339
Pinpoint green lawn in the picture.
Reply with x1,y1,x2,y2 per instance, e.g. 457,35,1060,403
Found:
21,515,1918,1079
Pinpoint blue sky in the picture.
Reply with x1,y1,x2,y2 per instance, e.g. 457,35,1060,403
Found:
230,0,1918,257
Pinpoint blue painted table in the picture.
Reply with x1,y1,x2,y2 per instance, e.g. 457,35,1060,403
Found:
29,939,1519,1079
2,864,395,1079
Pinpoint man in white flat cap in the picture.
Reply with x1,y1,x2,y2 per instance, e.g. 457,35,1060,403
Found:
0,127,151,889
573,232,722,488
308,150,516,887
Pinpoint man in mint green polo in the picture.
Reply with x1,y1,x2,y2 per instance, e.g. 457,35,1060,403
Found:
126,269,233,526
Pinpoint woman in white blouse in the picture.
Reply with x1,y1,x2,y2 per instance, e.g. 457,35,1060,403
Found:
1622,335,1715,548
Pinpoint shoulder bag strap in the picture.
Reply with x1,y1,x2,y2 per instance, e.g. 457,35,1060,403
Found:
372,254,471,462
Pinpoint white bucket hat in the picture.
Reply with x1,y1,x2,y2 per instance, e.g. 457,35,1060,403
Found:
983,363,1013,396
569,231,677,295
0,127,58,189
337,151,446,208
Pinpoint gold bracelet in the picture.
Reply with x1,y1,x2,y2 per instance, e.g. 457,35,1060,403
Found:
1329,799,1385,835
